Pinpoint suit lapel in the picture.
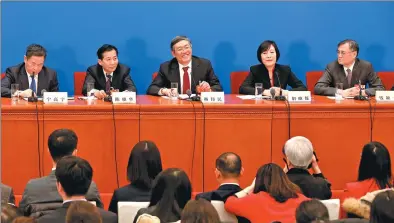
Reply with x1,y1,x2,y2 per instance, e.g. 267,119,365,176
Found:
37,69,47,95
350,59,361,87
190,57,200,93
97,66,106,89
337,63,349,89
169,60,181,93
19,65,29,90
257,65,271,88
111,65,121,90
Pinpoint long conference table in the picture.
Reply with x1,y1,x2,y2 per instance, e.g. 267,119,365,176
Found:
2,95,394,199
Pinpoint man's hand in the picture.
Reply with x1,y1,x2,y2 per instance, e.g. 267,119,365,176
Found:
159,88,172,97
342,87,360,97
311,154,321,174
19,89,33,98
199,81,211,92
94,90,107,99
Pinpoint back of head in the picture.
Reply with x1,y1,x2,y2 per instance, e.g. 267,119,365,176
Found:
284,136,314,169
66,201,102,223
358,141,392,189
215,152,242,178
1,204,22,223
127,140,163,189
48,129,78,162
254,163,300,203
11,217,37,223
370,190,394,223
296,199,329,223
149,168,192,222
181,199,220,223
55,156,93,197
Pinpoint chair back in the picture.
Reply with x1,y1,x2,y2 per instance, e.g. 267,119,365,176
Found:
321,199,340,220
74,72,87,95
306,71,324,93
211,201,238,223
230,71,249,94
118,201,150,223
152,72,158,80
377,71,394,90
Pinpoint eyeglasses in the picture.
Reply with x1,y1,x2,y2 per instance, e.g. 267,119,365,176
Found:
337,50,354,56
174,44,191,53
26,61,44,68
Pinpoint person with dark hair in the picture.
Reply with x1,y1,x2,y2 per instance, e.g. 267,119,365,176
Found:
133,168,192,223
108,140,163,214
66,201,102,223
147,35,223,96
369,190,394,223
1,183,16,204
344,141,392,199
314,39,384,96
37,156,116,223
296,199,329,223
225,163,309,223
82,44,137,98
239,40,306,96
1,203,22,223
180,199,220,223
19,129,103,216
11,216,37,223
1,44,59,97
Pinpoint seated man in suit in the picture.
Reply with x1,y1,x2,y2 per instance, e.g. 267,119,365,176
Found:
1,44,59,98
19,129,103,216
283,136,332,200
37,156,117,223
0,183,15,205
196,152,250,223
147,36,223,96
82,44,137,98
314,39,384,97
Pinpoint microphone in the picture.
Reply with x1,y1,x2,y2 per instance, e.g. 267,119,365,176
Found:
104,87,114,102
189,71,201,101
274,70,286,101
41,89,47,97
28,72,38,102
270,88,276,100
354,80,368,100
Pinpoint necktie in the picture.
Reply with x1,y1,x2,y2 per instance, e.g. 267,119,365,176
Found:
30,75,36,94
106,74,112,93
182,67,190,94
346,68,352,86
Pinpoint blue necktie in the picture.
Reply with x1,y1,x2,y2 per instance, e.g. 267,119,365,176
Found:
30,75,36,94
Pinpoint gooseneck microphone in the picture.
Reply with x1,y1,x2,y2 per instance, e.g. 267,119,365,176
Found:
274,70,286,101
354,80,368,100
28,72,38,102
186,89,200,101
270,88,276,100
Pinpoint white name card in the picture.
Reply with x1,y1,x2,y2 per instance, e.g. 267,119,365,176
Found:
43,92,68,104
376,91,394,102
111,91,136,104
200,92,225,103
287,91,312,102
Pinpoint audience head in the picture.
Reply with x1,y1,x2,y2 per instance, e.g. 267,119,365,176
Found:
253,163,300,203
55,156,93,199
284,136,314,169
149,168,192,222
11,217,37,223
97,44,119,74
170,36,192,66
370,190,394,223
215,152,243,183
181,199,220,223
358,141,392,189
337,39,359,67
296,199,329,223
24,44,46,75
48,129,78,163
66,201,102,223
257,40,280,67
127,140,163,189
1,204,22,223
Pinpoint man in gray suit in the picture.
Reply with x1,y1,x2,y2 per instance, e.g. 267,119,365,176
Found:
314,39,384,96
1,183,15,204
19,129,103,216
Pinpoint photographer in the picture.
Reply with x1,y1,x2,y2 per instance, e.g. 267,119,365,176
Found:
283,136,332,200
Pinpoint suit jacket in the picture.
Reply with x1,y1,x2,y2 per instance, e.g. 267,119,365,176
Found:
108,183,151,214
146,56,223,95
19,170,103,216
0,183,15,204
239,63,307,95
37,201,117,223
314,59,384,96
1,63,59,97
286,168,332,200
82,63,137,95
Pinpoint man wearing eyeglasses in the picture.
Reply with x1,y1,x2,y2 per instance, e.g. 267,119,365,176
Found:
1,44,59,98
314,39,384,97
147,36,223,96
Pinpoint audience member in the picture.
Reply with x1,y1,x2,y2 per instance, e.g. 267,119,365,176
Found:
12,217,37,223
296,199,329,223
1,203,22,223
369,190,394,223
66,200,102,223
1,183,15,204
180,199,220,223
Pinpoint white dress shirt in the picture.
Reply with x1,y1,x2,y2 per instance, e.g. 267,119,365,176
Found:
343,61,355,77
26,71,38,91
178,61,192,94
90,70,113,94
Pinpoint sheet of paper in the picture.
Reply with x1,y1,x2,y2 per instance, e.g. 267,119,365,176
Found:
327,96,355,100
236,95,271,100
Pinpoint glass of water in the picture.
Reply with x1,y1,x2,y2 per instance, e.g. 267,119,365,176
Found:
335,83,343,100
11,84,19,101
255,83,263,99
170,82,178,100
86,83,95,99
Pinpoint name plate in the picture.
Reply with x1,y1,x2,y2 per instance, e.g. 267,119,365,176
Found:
111,92,136,104
287,91,312,102
376,91,394,102
43,92,68,104
200,92,225,103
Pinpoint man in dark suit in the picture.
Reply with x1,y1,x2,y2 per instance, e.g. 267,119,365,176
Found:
196,152,250,223
82,44,137,98
314,39,384,96
1,183,15,204
1,44,59,97
147,36,223,96
19,129,103,216
37,156,117,223
283,136,332,200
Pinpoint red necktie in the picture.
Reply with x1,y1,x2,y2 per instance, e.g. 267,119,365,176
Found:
182,67,190,94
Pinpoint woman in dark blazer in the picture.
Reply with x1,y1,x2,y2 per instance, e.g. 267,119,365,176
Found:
240,40,307,96
108,140,163,214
